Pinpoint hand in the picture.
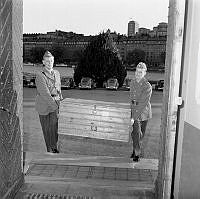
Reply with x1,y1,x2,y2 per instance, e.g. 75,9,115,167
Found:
57,90,63,101
130,118,134,125
54,96,60,101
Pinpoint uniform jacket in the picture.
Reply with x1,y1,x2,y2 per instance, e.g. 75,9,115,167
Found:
35,68,63,115
129,77,152,121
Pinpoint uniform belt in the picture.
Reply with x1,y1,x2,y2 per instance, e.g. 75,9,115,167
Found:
51,94,58,97
132,100,139,105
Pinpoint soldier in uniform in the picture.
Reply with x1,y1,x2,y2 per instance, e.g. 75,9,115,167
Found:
35,51,63,153
129,62,152,161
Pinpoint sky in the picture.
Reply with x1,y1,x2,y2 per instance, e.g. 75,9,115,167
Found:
23,0,169,36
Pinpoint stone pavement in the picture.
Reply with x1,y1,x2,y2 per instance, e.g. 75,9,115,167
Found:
15,152,158,199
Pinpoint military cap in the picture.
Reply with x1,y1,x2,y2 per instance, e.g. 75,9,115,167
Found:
136,62,147,71
43,51,54,59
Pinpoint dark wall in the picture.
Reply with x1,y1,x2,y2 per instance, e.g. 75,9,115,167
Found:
179,122,200,199
0,0,23,198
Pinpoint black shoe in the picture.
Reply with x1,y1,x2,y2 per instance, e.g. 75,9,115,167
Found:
130,151,135,158
132,155,140,162
52,149,59,153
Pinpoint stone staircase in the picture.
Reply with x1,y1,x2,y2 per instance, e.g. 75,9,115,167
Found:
15,153,157,199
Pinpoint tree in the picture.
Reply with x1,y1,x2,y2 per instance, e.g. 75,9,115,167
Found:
30,47,46,63
72,49,84,63
51,45,65,63
126,49,146,67
74,30,127,87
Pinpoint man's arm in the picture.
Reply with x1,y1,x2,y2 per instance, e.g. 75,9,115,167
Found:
54,70,63,101
129,80,134,117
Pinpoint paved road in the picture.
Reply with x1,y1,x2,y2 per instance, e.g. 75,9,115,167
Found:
23,87,163,104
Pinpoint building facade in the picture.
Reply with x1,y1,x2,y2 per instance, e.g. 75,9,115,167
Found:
23,26,167,68
138,28,150,35
23,31,92,64
116,36,167,68
156,22,168,36
127,20,139,36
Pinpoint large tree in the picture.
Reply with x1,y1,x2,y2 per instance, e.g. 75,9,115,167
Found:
74,30,127,87
30,47,46,63
51,45,65,63
72,49,84,63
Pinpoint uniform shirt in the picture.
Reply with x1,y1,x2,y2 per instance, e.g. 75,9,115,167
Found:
129,77,152,121
35,68,63,115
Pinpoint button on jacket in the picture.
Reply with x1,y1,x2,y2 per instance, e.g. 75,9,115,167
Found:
35,69,62,115
129,77,152,121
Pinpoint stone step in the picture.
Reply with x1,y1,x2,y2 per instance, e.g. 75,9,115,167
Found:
15,179,155,199
25,163,157,181
23,152,158,173
16,168,156,199
17,153,157,199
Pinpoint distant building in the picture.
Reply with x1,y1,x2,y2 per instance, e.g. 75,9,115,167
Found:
137,23,168,38
115,36,167,68
149,23,168,37
23,26,167,68
128,20,139,36
138,28,150,35
23,30,91,63
157,22,168,36
149,30,157,37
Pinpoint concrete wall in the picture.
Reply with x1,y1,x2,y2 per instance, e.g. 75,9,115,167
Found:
179,123,200,198
156,0,185,198
174,0,200,198
0,0,23,198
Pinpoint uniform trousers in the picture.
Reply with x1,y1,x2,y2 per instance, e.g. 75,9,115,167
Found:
39,110,59,152
131,120,148,154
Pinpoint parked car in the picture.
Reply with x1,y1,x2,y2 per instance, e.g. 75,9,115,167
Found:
28,77,36,88
23,75,29,87
104,78,119,90
122,78,131,90
155,80,164,91
149,80,158,90
23,72,36,87
79,77,96,89
61,76,75,89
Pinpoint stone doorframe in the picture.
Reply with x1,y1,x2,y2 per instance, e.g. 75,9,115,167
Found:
0,0,23,198
0,0,187,198
156,0,186,198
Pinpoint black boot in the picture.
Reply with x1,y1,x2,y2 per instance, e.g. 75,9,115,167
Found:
132,155,140,162
52,148,59,153
130,151,135,158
